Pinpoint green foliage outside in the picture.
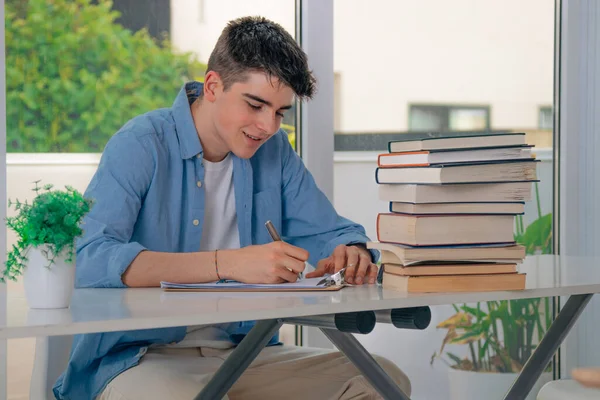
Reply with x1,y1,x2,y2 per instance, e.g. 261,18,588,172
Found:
6,0,206,152
281,123,296,150
2,181,93,282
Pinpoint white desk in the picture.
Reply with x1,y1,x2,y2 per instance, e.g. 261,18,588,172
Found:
2,255,600,400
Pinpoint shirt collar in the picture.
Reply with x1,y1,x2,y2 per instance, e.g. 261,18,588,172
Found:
172,81,203,159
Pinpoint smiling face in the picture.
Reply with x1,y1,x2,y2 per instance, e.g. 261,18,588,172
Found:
199,70,295,161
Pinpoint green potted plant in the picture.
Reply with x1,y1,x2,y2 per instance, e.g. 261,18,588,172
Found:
431,183,554,399
431,298,553,400
2,181,93,308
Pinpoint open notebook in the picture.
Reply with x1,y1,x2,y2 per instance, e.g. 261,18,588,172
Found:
160,277,344,292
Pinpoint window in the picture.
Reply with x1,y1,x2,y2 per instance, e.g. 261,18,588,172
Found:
332,1,555,398
332,104,491,151
409,104,491,132
6,0,297,153
539,106,553,130
334,72,342,132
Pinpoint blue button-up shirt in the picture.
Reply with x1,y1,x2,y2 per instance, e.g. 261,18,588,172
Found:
53,82,375,399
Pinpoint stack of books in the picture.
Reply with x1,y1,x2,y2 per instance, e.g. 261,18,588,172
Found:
368,132,537,293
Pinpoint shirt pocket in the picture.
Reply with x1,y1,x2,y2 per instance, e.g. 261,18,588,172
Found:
252,188,282,244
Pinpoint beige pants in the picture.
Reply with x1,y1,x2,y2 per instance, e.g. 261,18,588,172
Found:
99,345,411,400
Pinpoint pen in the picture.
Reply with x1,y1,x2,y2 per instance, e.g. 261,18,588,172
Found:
265,220,303,280
265,220,282,241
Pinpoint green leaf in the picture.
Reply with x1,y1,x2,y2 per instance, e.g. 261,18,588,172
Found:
479,339,490,359
515,213,552,255
446,352,463,365
451,330,485,345
461,305,488,319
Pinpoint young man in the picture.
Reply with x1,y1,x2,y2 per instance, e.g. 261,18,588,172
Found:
54,16,411,399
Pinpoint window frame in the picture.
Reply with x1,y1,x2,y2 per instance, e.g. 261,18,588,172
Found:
0,1,7,397
408,103,492,132
539,105,553,130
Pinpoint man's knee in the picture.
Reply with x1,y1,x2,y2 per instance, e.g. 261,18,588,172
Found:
372,355,412,396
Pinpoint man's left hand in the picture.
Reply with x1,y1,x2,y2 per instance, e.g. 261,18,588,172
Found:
306,244,378,285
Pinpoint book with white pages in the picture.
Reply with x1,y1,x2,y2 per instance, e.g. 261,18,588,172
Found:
376,213,516,246
389,201,525,215
367,241,526,266
378,182,533,203
375,159,539,184
382,262,518,276
387,132,526,153
377,145,533,167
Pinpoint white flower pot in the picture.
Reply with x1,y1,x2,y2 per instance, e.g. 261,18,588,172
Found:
23,245,75,309
448,368,552,400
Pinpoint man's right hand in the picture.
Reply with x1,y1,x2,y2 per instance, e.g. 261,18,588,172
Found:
218,242,309,284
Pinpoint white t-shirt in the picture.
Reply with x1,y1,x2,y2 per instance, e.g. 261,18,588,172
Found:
199,153,240,253
167,153,240,349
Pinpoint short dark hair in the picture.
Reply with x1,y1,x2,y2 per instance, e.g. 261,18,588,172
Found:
207,16,316,100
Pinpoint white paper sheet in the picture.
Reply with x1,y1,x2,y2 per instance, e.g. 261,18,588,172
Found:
160,277,328,290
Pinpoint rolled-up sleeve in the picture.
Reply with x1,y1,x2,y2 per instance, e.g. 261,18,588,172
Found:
279,133,379,264
75,132,155,288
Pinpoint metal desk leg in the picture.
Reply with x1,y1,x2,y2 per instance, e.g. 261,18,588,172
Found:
194,318,283,400
320,328,411,400
504,293,594,400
